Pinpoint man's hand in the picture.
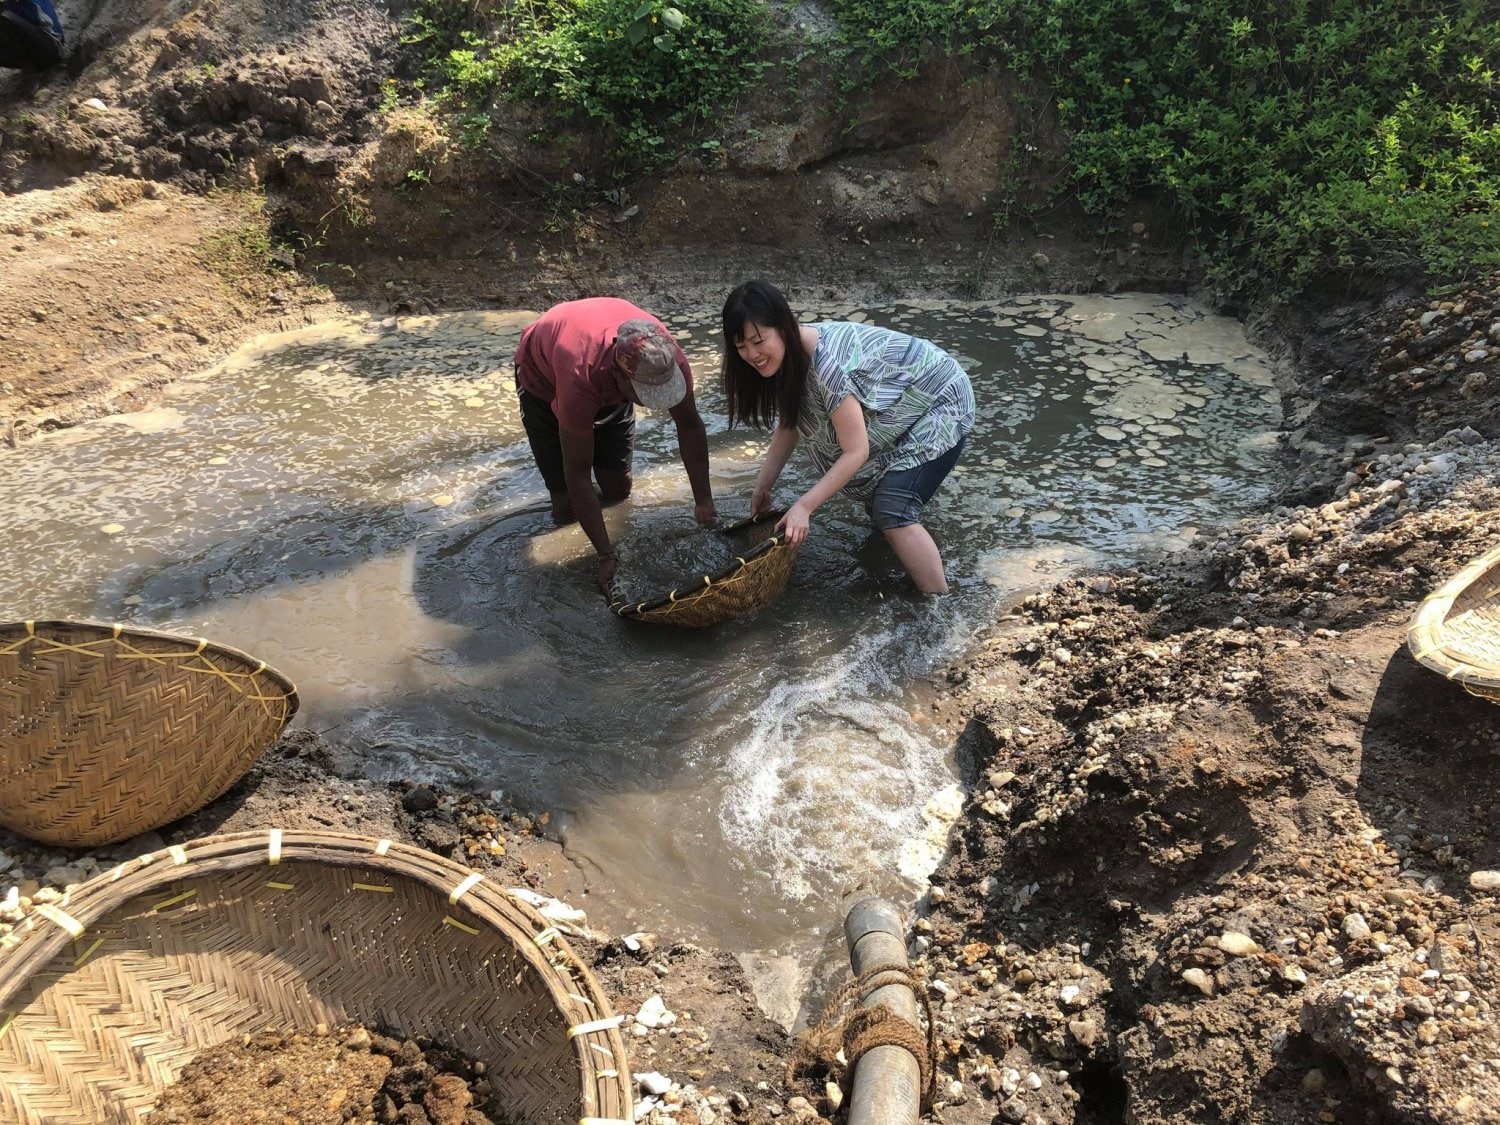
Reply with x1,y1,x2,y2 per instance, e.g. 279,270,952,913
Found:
597,551,619,596
694,500,718,526
776,500,811,545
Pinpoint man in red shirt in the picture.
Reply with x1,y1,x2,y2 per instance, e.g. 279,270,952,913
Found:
515,297,717,593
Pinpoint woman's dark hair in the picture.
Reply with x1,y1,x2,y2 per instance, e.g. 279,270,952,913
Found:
721,280,808,430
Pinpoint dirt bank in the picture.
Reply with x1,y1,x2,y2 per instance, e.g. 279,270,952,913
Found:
5,2,1500,1123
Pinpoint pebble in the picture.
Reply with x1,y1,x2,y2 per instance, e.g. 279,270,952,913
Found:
1343,913,1372,941
635,995,677,1029
1219,932,1261,956
637,1072,673,1096
1469,870,1500,891
1182,968,1215,996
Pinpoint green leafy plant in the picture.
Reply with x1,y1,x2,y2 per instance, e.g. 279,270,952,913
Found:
825,0,1500,297
405,0,770,169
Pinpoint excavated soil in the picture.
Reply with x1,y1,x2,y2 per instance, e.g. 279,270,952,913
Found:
3,3,1500,1124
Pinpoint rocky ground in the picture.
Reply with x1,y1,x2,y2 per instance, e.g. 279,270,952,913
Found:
4,2,1500,1124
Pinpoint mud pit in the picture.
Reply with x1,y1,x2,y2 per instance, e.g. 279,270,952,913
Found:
4,2,1500,1123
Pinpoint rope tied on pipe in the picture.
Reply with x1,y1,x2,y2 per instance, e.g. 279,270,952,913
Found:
786,962,937,1109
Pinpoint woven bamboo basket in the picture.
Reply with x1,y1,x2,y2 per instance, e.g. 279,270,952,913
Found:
0,620,299,847
1406,541,1500,705
608,511,800,628
0,829,635,1125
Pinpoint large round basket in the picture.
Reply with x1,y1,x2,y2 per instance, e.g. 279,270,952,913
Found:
1407,541,1500,705
0,620,299,847
0,829,634,1125
608,511,800,628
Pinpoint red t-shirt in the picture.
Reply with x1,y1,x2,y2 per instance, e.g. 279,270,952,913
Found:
514,297,694,432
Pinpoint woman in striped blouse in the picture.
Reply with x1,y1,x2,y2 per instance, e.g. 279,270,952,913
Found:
721,280,974,594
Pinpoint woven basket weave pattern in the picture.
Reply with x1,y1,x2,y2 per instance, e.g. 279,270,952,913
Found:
610,512,799,628
1407,542,1500,704
0,831,633,1125
0,621,298,846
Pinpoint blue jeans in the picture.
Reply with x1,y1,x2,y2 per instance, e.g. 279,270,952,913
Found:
869,438,966,530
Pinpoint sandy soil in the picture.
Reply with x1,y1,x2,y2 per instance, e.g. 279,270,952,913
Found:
4,3,1500,1123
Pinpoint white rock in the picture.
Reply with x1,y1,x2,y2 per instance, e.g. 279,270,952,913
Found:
636,1072,673,1096
1181,968,1215,996
635,994,677,1029
508,886,588,925
1468,870,1500,891
1219,932,1262,956
1342,913,1372,941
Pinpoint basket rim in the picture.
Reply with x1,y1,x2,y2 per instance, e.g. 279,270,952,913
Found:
1405,540,1500,690
607,510,795,619
0,618,301,721
0,828,633,1119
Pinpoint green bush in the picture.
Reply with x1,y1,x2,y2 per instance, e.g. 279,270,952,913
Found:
827,0,1500,296
407,0,770,168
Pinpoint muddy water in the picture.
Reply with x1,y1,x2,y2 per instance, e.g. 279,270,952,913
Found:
0,295,1281,992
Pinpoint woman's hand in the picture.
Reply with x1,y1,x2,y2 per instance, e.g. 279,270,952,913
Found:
750,483,773,519
776,500,811,545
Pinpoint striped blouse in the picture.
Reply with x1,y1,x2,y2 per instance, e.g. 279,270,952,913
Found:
797,321,975,500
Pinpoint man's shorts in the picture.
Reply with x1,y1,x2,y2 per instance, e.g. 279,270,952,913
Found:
869,438,966,530
517,386,635,495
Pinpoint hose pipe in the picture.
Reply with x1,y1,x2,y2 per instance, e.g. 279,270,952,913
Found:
843,897,924,1125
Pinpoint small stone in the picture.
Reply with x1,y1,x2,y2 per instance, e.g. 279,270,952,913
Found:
1342,913,1372,941
342,1027,372,1050
637,1072,673,1096
824,1082,843,1111
1468,870,1500,891
1302,1068,1326,1093
402,785,439,813
1068,1019,1099,1048
1219,932,1261,956
1182,968,1215,996
635,994,676,1029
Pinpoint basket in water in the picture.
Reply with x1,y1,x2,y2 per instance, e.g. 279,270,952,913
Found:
1406,540,1500,705
0,829,635,1125
0,620,299,847
608,511,800,628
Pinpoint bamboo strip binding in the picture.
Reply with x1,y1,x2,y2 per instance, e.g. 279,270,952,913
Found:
0,620,299,846
0,830,634,1125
